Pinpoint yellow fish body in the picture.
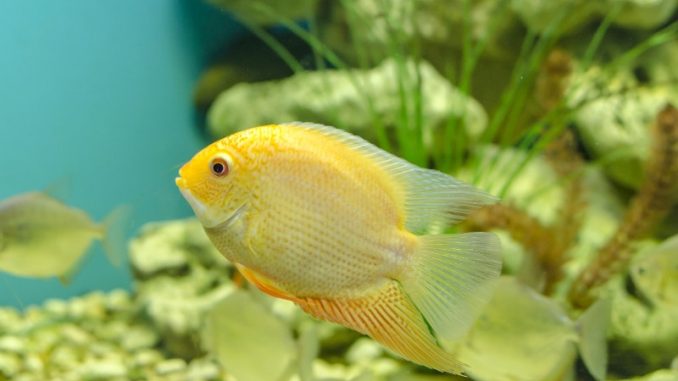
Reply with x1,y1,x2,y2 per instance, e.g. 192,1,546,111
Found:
176,123,501,373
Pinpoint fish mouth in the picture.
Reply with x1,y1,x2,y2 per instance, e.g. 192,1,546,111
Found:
175,176,187,189
175,181,246,229
176,183,215,227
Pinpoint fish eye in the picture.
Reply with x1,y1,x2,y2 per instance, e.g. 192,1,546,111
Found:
209,156,230,177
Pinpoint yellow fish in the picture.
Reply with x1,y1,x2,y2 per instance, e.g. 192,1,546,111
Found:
176,123,501,373
0,192,127,281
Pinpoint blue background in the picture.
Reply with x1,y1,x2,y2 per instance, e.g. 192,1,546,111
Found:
0,1,242,307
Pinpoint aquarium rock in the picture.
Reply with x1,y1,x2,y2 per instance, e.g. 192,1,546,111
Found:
606,237,678,374
510,0,600,34
129,218,236,358
612,0,678,30
207,0,317,26
0,288,229,381
129,219,225,275
461,145,567,225
510,0,677,34
567,51,678,189
317,0,522,62
208,58,487,149
619,368,678,381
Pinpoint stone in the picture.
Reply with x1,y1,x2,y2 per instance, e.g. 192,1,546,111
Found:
129,221,192,275
185,358,221,381
120,325,159,351
155,358,187,376
510,0,601,34
208,0,317,26
0,308,21,332
49,346,80,371
105,289,132,312
23,354,44,374
612,0,678,30
43,299,68,317
0,336,24,354
132,349,164,368
78,359,127,380
510,0,677,34
60,324,92,346
0,352,21,378
346,339,383,365
208,58,488,158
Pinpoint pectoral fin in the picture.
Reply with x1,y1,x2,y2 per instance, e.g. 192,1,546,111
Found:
296,280,464,374
235,264,297,301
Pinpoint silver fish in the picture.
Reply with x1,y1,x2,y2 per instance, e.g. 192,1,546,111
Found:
0,192,127,280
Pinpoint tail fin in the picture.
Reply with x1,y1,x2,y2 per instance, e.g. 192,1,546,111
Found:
576,298,611,381
399,232,502,342
100,205,132,267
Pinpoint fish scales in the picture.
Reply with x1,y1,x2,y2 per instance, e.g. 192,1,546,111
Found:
177,123,502,374
249,146,407,296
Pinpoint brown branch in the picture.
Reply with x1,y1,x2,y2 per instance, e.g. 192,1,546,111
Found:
543,130,586,294
464,203,559,290
569,104,678,308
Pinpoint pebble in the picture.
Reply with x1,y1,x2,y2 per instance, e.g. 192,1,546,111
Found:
0,278,233,381
0,308,21,331
12,374,42,381
44,299,69,317
30,327,60,352
185,358,221,381
155,358,187,375
67,298,88,320
22,307,47,327
79,359,127,380
61,324,92,346
0,352,21,377
346,338,383,364
120,325,158,351
88,341,117,357
23,354,44,373
0,336,25,353
50,346,80,370
133,349,164,367
98,320,128,341
105,289,132,312
369,358,401,375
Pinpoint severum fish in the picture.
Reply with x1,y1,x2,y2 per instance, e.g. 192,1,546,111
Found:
0,192,127,281
176,123,502,373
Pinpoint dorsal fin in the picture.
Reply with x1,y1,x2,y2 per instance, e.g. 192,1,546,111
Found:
282,122,497,233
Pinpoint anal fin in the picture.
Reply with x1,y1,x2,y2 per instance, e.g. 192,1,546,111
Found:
296,280,464,374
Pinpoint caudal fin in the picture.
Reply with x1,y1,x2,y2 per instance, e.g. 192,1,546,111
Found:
399,232,502,342
101,205,132,267
576,298,611,381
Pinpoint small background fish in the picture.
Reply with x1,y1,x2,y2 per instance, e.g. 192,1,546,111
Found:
0,192,128,282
